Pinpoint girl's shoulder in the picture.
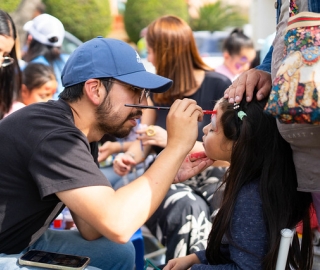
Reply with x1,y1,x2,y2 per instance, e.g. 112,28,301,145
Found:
30,55,49,65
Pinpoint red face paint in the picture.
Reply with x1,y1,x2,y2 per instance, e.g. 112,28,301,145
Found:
190,152,207,159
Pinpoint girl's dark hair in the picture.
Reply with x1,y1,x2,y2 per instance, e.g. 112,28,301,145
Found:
222,28,254,56
22,38,61,64
59,78,113,103
205,94,313,269
22,63,56,91
0,9,21,119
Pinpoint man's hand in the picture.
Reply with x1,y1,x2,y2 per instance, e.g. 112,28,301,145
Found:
166,98,203,154
173,152,214,183
224,69,272,103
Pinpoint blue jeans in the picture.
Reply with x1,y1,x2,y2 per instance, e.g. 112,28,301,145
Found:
0,229,135,270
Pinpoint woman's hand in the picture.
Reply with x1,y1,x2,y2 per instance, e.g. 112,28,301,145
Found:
224,69,272,103
173,152,214,183
112,153,136,176
136,125,168,148
98,141,121,163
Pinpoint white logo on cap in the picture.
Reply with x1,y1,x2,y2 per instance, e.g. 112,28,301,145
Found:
136,51,142,63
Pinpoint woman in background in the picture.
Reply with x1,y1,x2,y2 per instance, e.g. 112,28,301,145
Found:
215,28,256,82
4,63,57,117
0,9,21,119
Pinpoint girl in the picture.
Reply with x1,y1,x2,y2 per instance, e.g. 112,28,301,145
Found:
22,13,67,99
215,28,256,82
4,63,57,117
0,9,21,119
164,93,313,269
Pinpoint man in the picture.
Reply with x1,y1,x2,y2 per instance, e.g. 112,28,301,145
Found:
0,37,212,269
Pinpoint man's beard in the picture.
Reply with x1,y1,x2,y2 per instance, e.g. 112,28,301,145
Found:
95,95,142,138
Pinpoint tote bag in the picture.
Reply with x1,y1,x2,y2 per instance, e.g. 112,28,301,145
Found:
264,1,320,124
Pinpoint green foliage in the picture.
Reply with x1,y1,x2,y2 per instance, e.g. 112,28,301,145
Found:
43,0,112,42
0,0,20,13
191,1,248,32
124,0,189,44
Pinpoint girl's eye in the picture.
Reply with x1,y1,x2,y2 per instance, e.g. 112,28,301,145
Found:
211,114,217,132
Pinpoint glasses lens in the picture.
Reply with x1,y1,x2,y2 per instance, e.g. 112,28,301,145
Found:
139,88,148,103
1,57,14,67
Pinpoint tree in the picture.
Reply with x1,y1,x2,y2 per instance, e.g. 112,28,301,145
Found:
190,1,248,32
4,0,43,49
124,0,189,44
0,0,21,13
43,0,112,42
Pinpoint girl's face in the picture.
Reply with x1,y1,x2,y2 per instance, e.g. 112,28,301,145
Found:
224,48,256,76
146,45,155,66
202,101,233,162
0,35,14,66
21,79,57,105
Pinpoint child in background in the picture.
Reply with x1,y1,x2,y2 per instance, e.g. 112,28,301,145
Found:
215,28,256,81
4,63,56,117
163,92,313,270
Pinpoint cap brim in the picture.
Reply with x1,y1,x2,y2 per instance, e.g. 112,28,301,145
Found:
114,71,172,93
23,20,33,31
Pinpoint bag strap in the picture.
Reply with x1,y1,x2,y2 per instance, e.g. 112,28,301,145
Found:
289,0,299,17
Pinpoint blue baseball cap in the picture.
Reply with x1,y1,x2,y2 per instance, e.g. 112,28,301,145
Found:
61,37,172,93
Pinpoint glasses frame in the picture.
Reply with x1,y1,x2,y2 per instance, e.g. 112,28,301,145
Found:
0,56,14,68
108,79,150,104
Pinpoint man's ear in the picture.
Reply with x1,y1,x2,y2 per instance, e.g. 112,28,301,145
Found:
84,79,104,106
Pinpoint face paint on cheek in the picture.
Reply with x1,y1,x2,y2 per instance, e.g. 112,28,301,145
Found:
240,56,248,62
235,63,242,70
211,114,218,132
235,56,249,70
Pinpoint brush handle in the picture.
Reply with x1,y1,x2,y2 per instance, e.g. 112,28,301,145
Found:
124,104,216,114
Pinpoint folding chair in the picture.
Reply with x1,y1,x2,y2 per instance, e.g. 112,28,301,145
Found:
275,228,294,270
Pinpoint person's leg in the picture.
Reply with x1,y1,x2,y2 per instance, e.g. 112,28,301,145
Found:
24,229,135,270
146,184,212,262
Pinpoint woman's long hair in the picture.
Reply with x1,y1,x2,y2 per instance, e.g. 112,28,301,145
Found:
22,38,62,64
205,95,313,269
0,10,21,119
146,15,212,105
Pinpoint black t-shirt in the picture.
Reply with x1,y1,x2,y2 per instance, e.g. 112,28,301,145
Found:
0,99,111,254
152,71,231,153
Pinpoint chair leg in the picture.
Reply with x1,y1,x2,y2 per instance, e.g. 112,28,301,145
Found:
275,228,294,270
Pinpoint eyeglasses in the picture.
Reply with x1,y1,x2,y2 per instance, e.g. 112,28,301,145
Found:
0,56,14,68
110,79,150,104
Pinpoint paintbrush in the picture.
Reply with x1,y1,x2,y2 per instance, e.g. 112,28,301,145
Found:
125,104,217,114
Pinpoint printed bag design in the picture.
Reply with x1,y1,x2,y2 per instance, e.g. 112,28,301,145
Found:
265,12,320,124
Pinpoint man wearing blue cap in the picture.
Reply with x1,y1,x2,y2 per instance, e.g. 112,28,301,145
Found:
0,37,212,269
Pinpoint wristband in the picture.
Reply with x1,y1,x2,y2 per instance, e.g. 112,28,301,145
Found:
125,152,135,160
119,141,124,152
